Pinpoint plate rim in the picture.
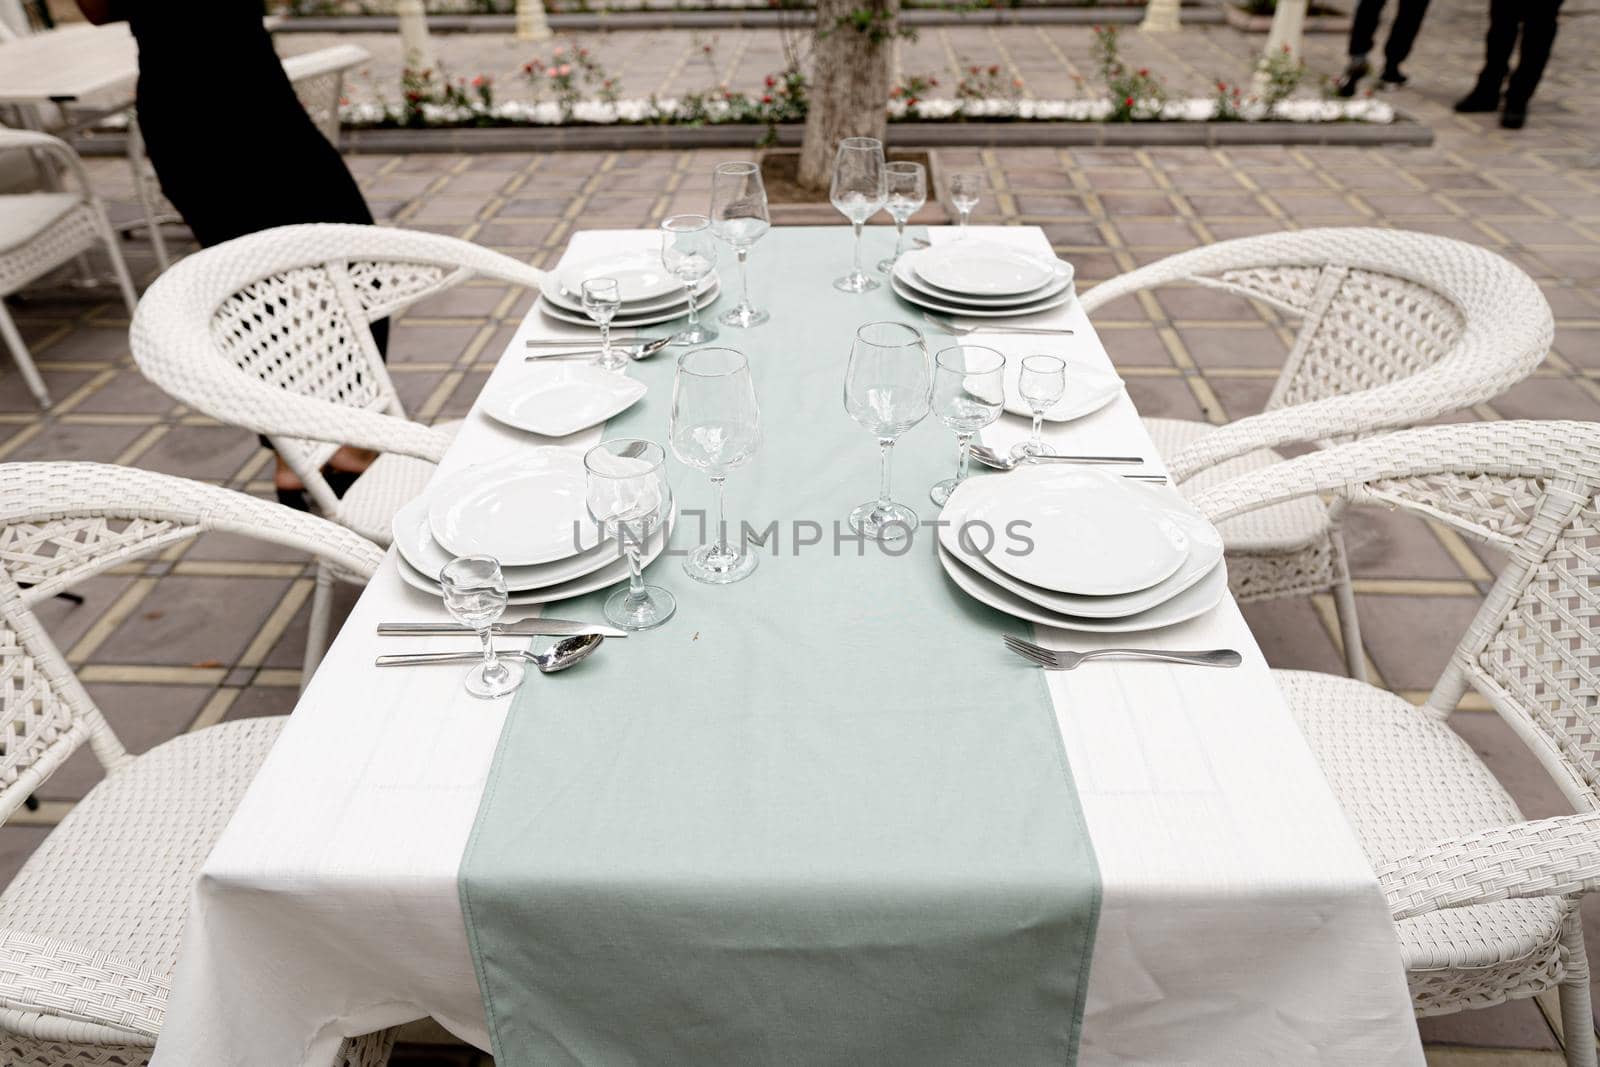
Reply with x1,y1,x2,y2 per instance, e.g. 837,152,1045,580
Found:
539,280,720,329
897,248,1073,307
913,242,1058,297
393,493,624,591
890,272,1074,320
425,449,600,566
556,251,680,303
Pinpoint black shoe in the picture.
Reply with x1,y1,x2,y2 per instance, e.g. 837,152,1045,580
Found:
321,466,361,498
1379,65,1407,86
275,486,311,512
1335,57,1369,98
1501,104,1527,129
1454,88,1500,113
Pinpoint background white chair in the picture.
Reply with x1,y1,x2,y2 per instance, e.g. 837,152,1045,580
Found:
0,461,394,1067
1081,228,1553,680
1191,420,1600,1065
0,127,138,408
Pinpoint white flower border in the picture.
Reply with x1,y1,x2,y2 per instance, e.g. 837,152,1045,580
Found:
341,95,1395,128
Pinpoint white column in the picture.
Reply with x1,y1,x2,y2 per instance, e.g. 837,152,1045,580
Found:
1139,0,1181,33
516,0,553,41
1254,0,1308,89
395,0,438,73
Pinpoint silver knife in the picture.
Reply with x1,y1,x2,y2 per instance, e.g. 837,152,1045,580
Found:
377,618,627,638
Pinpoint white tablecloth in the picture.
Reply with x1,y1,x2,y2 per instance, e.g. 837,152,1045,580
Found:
151,226,1423,1066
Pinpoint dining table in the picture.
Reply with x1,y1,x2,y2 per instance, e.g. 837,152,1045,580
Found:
149,224,1425,1066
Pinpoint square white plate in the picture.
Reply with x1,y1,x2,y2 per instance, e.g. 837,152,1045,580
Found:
1001,358,1124,422
482,365,647,438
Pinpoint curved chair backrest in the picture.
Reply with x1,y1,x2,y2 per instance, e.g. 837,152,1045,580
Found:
1191,420,1600,815
1080,228,1553,482
0,462,384,822
129,224,545,513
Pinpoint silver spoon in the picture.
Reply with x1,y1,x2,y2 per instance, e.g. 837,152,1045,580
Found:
968,443,1167,482
374,633,604,672
524,336,673,362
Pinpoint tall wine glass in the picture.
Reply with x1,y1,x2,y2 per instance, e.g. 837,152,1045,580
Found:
843,321,931,541
670,347,761,584
876,161,927,274
709,161,771,329
830,137,887,293
660,214,718,346
439,556,522,699
1011,354,1066,461
585,439,675,630
929,345,1005,506
581,277,624,371
949,172,981,239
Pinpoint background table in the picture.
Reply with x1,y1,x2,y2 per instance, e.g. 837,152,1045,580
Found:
151,226,1424,1066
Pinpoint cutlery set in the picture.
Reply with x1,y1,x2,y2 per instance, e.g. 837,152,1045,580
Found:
373,618,619,673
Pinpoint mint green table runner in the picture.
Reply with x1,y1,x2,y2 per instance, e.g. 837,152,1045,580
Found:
460,226,1100,1065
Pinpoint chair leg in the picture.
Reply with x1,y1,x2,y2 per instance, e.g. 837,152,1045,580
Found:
301,563,334,695
0,299,50,408
124,111,171,272
1560,911,1598,1067
95,210,141,317
1328,526,1367,682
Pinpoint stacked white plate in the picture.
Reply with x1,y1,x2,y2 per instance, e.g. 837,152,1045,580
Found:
539,252,720,328
391,448,674,605
891,241,1076,319
937,466,1227,632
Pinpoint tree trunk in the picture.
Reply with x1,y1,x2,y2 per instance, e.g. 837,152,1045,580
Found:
515,0,552,41
796,0,899,194
395,0,438,73
1254,0,1308,90
1139,0,1181,32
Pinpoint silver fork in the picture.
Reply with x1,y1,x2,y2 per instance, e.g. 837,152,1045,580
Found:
920,311,1074,337
1003,634,1241,670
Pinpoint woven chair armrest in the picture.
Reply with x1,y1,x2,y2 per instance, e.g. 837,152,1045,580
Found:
0,129,93,191
1377,812,1600,921
0,929,165,1045
281,43,371,82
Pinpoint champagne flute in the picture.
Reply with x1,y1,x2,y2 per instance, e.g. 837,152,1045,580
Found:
581,277,624,371
585,439,675,630
709,161,771,329
843,321,931,541
949,172,981,239
877,161,927,274
439,556,522,699
669,347,761,584
929,345,1005,506
660,214,718,346
1011,354,1066,461
830,137,887,293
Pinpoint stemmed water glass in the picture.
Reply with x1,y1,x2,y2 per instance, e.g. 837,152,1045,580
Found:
660,215,718,346
439,556,522,699
709,161,771,328
1011,354,1066,461
949,172,981,239
830,137,887,293
929,345,1005,507
876,161,927,274
844,321,931,540
581,277,625,371
669,347,761,584
585,439,675,630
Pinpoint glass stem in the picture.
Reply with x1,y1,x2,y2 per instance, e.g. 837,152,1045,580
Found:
624,544,645,603
877,437,894,509
956,432,973,482
892,218,906,262
1030,411,1044,451
684,282,699,327
960,209,969,238
737,246,752,309
600,321,611,364
711,474,729,554
477,626,496,672
852,220,864,280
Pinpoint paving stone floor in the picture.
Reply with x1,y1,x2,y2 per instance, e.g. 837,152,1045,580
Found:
5,1,1600,1063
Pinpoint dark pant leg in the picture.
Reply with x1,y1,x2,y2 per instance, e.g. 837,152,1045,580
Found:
1475,0,1522,91
1506,0,1563,106
1348,0,1389,56
1382,0,1431,67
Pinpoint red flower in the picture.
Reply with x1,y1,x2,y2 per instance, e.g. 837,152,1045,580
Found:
1012,77,1023,89
765,75,776,88
1137,67,1149,77
988,65,999,76
471,75,485,87
1216,80,1227,91
761,94,774,104
1124,95,1134,107
906,96,918,107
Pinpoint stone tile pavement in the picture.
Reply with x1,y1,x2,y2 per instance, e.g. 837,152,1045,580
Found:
5,1,1600,1063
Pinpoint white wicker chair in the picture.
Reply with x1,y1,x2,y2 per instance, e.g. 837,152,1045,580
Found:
0,128,139,408
0,461,395,1067
1081,228,1553,680
128,222,545,684
1190,420,1600,1065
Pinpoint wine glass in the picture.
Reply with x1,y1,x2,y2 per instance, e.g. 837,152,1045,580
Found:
843,321,931,541
949,172,981,239
829,137,887,293
438,556,522,699
585,439,675,631
660,214,718,346
709,161,771,329
581,277,624,371
876,161,927,274
1011,354,1066,461
669,347,761,584
929,345,1005,507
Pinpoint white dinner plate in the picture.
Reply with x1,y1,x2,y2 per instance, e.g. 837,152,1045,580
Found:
895,250,1073,308
427,449,600,566
939,484,1222,617
959,466,1188,596
890,272,1075,320
1001,358,1125,423
481,364,647,439
937,541,1228,633
538,281,720,329
557,253,680,303
913,241,1058,297
397,509,676,606
540,271,716,316
393,494,622,592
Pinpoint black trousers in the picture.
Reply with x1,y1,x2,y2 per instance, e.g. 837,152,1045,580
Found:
1475,0,1563,106
1348,0,1431,66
